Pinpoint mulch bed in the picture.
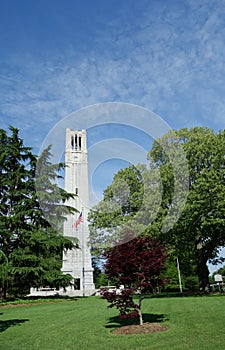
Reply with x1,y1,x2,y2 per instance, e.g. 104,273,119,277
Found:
111,322,169,335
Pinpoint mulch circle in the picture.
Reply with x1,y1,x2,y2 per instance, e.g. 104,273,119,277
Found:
111,322,169,335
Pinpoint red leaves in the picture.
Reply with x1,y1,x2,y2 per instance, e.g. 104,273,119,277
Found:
101,235,167,323
100,287,138,318
103,235,166,292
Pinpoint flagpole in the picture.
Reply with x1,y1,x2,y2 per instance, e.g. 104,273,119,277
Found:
177,258,183,293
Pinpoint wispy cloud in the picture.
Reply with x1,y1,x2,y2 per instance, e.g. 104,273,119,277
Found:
1,0,225,150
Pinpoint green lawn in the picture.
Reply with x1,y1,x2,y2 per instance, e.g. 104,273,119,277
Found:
0,295,224,350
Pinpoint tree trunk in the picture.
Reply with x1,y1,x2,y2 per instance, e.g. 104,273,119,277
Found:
137,294,143,325
196,260,210,293
195,236,210,293
137,307,143,326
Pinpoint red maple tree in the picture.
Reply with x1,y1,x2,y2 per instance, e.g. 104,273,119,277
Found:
100,234,167,325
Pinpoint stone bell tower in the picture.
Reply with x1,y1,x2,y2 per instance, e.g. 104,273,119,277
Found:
61,129,95,296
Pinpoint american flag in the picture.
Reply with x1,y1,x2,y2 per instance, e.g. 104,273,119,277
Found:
73,212,83,228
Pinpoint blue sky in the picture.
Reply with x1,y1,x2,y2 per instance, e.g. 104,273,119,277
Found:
1,0,225,271
1,0,225,145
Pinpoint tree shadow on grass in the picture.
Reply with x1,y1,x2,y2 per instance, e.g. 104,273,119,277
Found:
0,318,29,332
143,291,217,299
105,313,168,329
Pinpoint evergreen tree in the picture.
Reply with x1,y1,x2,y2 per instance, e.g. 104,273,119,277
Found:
0,127,78,298
35,145,78,228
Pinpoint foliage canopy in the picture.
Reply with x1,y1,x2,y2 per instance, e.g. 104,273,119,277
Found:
101,234,166,325
0,126,78,298
89,126,225,292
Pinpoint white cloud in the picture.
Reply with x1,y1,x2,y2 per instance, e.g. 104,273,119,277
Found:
1,0,225,149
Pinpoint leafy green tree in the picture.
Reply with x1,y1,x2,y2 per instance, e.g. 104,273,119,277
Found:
91,256,108,289
162,255,198,292
161,257,181,292
89,126,225,292
35,145,78,228
88,163,163,253
214,265,225,277
0,127,78,298
89,165,144,252
149,127,225,292
0,126,36,297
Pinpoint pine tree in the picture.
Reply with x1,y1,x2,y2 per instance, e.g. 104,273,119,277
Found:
0,127,78,298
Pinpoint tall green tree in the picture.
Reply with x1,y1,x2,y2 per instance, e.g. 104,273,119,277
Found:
88,165,145,252
0,127,78,298
88,163,163,253
89,126,225,292
35,145,78,228
149,127,225,291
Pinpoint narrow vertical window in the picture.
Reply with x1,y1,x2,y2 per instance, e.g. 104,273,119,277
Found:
71,136,74,149
79,136,82,150
75,134,78,149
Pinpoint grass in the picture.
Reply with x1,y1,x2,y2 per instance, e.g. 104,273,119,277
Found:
0,295,75,306
0,294,224,350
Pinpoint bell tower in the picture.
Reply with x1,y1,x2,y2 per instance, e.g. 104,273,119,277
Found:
61,128,95,296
